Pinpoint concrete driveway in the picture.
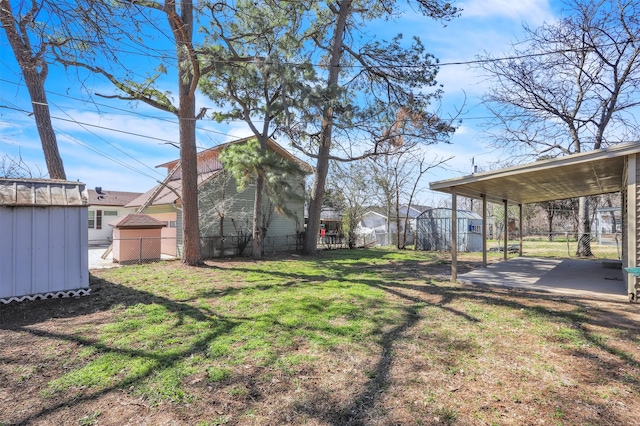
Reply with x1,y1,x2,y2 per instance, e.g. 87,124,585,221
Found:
458,257,627,302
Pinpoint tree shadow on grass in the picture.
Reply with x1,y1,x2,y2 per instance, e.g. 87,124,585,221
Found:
3,252,638,426
0,275,246,425
212,251,640,425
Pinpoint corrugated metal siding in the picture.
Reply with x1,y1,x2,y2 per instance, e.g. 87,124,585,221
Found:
0,205,89,303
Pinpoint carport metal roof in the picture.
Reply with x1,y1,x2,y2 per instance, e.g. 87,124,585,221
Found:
430,142,640,204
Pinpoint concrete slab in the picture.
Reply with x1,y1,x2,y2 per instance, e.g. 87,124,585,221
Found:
458,257,626,302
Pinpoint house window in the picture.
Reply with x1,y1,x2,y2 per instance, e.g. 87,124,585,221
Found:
169,221,177,228
88,210,104,229
104,210,118,216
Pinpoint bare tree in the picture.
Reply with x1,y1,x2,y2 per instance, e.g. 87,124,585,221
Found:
479,0,640,256
371,148,450,249
327,161,375,249
0,153,43,178
536,199,578,241
0,0,71,179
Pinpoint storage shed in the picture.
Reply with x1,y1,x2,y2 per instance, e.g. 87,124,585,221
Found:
111,214,166,264
416,208,483,252
0,178,89,303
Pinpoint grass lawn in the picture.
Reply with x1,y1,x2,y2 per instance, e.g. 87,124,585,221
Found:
1,247,638,425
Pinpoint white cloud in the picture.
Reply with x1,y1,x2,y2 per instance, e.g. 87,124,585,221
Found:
458,0,555,24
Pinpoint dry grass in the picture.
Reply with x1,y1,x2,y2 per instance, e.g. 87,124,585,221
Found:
0,248,638,426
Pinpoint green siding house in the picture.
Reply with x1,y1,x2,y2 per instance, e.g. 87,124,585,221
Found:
126,137,312,258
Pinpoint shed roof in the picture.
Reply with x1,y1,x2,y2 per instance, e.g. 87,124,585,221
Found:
110,214,166,228
0,178,87,206
430,142,639,204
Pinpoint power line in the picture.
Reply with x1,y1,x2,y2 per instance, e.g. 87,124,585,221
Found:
0,96,162,181
0,78,244,139
48,98,165,178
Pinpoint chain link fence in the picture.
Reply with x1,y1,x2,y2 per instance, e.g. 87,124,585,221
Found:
89,238,178,269
200,234,304,258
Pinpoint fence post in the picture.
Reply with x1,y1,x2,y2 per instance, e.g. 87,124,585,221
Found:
139,238,143,264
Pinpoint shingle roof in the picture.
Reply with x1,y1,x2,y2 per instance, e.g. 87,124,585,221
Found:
109,214,166,228
88,189,143,206
125,171,219,208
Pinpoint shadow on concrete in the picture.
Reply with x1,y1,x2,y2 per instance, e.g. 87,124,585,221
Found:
458,257,626,301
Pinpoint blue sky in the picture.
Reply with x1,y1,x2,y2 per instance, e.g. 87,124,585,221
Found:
0,0,562,203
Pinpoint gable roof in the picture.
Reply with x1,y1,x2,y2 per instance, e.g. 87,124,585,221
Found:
110,214,166,228
125,170,219,208
399,204,431,218
156,136,313,173
88,189,143,206
430,142,639,204
128,137,313,209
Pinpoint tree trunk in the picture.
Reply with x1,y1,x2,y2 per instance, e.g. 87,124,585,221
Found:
546,211,554,242
576,196,592,257
175,0,202,266
23,68,67,179
178,91,202,265
219,216,224,255
606,197,617,233
302,0,351,255
395,192,403,250
252,173,264,259
0,3,66,179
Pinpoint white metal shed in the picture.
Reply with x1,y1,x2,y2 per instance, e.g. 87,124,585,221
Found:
0,178,90,303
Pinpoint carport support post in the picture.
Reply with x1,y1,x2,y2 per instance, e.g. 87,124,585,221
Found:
519,204,523,256
482,194,487,268
451,188,458,282
503,200,508,261
627,154,637,300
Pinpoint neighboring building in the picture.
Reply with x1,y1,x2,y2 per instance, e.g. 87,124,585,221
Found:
595,206,622,245
126,136,312,257
415,208,483,252
87,188,142,243
360,204,430,245
111,214,166,264
305,205,344,235
0,178,89,303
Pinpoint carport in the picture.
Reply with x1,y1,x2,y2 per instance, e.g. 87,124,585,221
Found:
429,142,640,301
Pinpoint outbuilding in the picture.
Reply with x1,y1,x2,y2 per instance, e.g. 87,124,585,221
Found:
416,208,483,252
429,142,639,301
0,178,89,303
111,214,166,264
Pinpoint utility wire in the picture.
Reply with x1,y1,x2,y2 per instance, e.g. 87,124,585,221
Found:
47,98,165,178
0,96,162,180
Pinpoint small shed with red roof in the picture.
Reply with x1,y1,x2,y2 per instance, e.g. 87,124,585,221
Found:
111,214,166,264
